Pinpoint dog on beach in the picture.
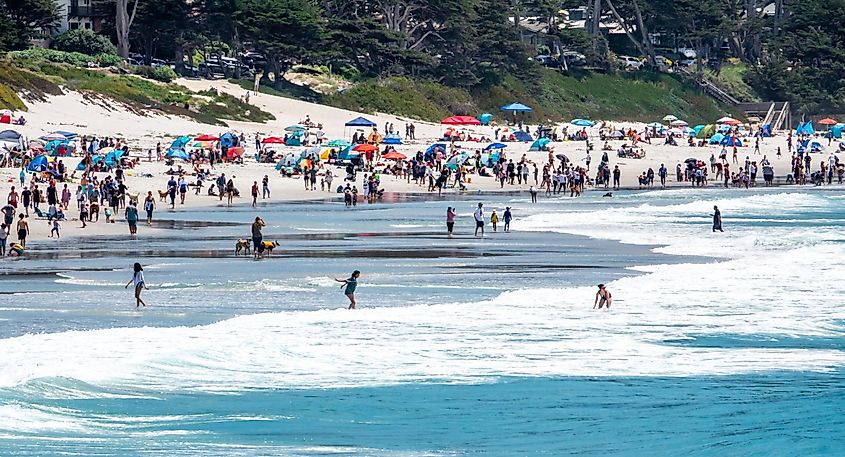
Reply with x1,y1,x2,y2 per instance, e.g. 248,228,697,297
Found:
235,239,251,256
602,192,613,198
158,190,169,202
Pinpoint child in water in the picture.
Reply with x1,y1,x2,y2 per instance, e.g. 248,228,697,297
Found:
335,270,361,309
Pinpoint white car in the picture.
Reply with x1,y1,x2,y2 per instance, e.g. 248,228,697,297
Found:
618,56,643,70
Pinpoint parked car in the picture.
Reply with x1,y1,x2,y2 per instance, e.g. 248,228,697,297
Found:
618,55,643,70
562,51,587,67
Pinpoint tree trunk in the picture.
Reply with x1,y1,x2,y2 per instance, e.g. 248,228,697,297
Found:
115,0,140,58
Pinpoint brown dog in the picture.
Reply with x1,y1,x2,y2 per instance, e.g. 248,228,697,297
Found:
235,239,251,256
158,190,169,202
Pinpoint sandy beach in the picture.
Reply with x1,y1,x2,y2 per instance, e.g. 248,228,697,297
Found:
1,77,841,246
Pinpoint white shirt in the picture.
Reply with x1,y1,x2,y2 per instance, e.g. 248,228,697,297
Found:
474,208,484,222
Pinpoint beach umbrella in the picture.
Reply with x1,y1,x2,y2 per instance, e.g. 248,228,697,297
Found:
556,154,570,162
441,115,481,125
484,142,507,150
326,139,350,148
97,146,115,155
165,148,189,160
571,119,594,127
716,116,737,123
40,132,67,141
500,102,532,112
819,118,837,125
723,119,742,126
670,120,688,127
262,137,285,144
353,143,377,153
382,133,403,145
284,124,306,132
382,151,407,160
194,134,219,141
646,122,665,129
662,115,678,122
478,113,493,125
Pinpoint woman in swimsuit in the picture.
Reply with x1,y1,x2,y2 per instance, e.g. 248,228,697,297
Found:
594,284,612,309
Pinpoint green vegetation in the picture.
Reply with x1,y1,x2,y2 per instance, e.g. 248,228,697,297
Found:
10,49,123,68
130,65,179,83
703,62,760,103
52,29,118,56
0,58,274,125
246,69,728,124
0,83,25,111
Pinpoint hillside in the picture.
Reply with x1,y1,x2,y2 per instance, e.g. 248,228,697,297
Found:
234,68,731,125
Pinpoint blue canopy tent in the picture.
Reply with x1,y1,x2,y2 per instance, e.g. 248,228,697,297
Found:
720,136,743,147
708,133,725,144
761,124,772,137
27,155,49,172
165,148,189,160
285,131,303,146
484,142,507,151
832,123,845,139
45,139,69,154
345,116,377,127
76,154,103,171
104,149,125,166
692,125,705,135
796,121,815,136
220,132,238,149
513,130,533,142
802,139,825,152
478,113,493,125
425,143,447,158
337,146,359,162
571,119,595,127
445,153,468,170
529,138,551,151
382,133,403,145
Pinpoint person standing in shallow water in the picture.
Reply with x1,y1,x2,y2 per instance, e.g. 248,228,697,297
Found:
594,284,612,309
712,205,724,232
125,262,148,308
335,270,360,309
446,206,456,236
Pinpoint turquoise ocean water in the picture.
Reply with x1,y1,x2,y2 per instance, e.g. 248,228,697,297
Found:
1,188,844,455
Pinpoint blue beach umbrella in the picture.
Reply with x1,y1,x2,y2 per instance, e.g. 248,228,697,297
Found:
571,119,594,127
484,142,507,150
500,102,532,112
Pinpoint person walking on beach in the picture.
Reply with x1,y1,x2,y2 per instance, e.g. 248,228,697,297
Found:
167,176,177,209
125,201,139,235
251,181,259,207
16,214,28,247
251,216,266,259
144,191,155,226
446,206,456,236
216,173,226,201
612,165,621,190
125,262,148,308
712,205,724,232
226,178,235,207
262,175,270,199
0,223,6,255
594,284,612,309
49,218,60,238
335,270,361,309
491,210,499,232
503,207,512,232
658,163,667,189
529,185,538,203
473,202,485,237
